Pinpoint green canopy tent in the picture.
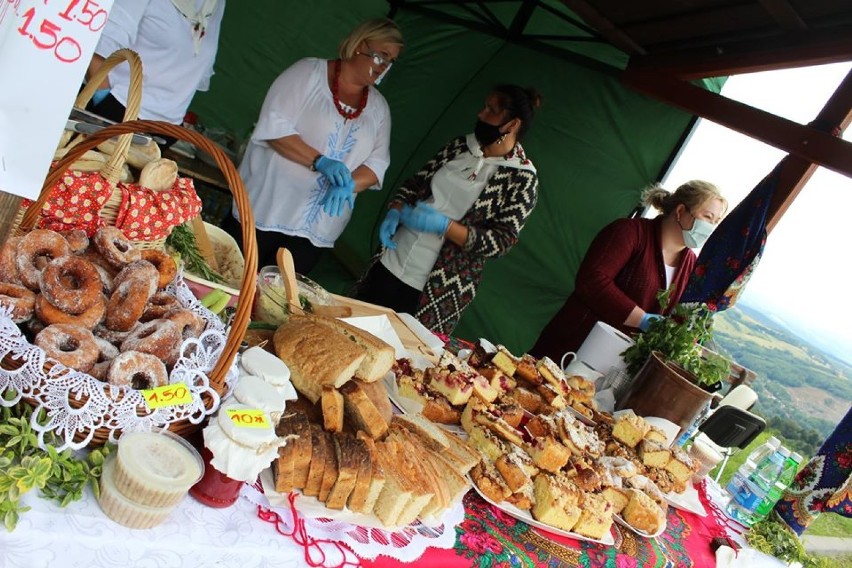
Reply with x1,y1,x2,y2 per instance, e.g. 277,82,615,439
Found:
189,0,850,353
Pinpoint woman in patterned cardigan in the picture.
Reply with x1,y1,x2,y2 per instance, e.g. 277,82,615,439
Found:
355,85,541,334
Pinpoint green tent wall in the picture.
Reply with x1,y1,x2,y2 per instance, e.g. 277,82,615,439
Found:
190,0,724,354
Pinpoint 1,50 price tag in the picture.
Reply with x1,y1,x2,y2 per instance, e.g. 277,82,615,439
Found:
226,409,270,429
142,383,193,409
14,0,110,64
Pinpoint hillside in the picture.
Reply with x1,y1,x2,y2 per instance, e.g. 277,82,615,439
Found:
710,303,852,454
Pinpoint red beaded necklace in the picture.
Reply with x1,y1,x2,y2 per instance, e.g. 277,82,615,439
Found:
331,59,369,121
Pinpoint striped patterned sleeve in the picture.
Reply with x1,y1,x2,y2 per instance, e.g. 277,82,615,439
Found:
463,168,539,258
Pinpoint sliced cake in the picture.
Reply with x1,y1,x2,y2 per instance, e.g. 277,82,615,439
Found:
531,474,581,532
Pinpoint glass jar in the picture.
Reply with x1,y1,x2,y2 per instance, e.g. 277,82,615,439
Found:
188,446,243,508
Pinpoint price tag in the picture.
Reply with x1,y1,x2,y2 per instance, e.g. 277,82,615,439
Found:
142,383,193,409
226,408,271,429
0,0,115,200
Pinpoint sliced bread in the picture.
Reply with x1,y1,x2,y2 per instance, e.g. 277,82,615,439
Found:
340,380,389,439
273,318,366,402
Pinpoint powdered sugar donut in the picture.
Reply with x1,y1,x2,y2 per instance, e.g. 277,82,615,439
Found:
34,323,99,372
39,256,101,314
16,230,71,290
93,227,141,268
0,282,36,323
120,319,182,367
106,351,168,389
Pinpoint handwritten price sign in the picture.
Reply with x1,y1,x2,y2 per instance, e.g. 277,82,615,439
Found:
226,409,271,429
0,0,115,200
142,383,193,409
16,0,109,63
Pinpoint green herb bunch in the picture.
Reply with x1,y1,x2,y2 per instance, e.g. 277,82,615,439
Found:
166,223,225,284
0,399,113,531
621,288,731,386
746,517,834,568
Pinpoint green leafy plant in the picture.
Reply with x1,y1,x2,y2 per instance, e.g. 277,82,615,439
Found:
0,399,113,531
166,222,225,284
746,517,836,567
621,288,731,387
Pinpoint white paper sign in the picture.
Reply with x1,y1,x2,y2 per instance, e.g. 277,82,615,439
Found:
0,0,114,200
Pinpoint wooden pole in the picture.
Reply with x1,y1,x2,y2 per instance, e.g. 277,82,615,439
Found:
0,191,23,246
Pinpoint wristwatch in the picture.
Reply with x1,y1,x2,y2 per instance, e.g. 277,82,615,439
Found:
309,154,323,172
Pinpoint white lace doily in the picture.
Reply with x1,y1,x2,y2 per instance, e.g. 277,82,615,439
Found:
244,475,464,565
0,274,240,451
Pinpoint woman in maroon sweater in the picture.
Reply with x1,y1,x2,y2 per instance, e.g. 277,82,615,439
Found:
531,180,727,364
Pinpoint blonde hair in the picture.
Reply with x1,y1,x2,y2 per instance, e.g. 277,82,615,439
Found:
641,180,727,216
338,18,404,60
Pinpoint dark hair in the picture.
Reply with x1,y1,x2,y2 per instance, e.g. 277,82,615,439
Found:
492,84,542,140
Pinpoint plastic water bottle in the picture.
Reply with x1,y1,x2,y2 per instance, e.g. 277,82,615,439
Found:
725,436,780,497
675,401,711,447
727,446,790,526
752,451,802,522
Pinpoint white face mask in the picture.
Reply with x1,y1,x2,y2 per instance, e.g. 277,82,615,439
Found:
682,217,716,248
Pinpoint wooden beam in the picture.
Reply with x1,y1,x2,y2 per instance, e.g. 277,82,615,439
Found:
758,0,807,31
621,70,852,179
558,0,645,55
627,26,852,79
765,69,852,232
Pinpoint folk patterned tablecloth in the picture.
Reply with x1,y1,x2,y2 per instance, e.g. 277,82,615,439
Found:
362,485,724,568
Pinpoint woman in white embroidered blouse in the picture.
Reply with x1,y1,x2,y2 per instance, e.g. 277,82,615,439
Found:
85,0,225,127
224,18,404,275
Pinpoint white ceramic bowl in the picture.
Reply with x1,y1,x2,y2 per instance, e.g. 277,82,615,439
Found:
182,222,244,308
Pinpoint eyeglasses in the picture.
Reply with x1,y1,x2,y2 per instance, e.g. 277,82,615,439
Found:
358,43,396,67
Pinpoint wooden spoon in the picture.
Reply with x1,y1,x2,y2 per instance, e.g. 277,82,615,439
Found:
190,215,219,272
276,247,301,312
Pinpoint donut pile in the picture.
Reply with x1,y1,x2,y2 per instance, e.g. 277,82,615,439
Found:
0,226,206,390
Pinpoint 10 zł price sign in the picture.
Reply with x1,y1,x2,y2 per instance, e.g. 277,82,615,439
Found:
0,0,114,201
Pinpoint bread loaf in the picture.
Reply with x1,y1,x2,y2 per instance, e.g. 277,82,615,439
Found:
97,137,161,169
292,314,394,383
273,318,366,403
138,158,178,191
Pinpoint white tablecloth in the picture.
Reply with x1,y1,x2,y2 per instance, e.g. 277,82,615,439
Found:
0,485,303,568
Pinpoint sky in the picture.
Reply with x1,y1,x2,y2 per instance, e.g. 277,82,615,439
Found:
663,62,852,364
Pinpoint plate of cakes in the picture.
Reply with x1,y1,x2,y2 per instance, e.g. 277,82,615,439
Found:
472,474,615,545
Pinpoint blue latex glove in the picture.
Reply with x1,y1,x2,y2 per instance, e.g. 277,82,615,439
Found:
92,88,111,106
314,155,353,188
639,312,664,331
321,179,355,217
379,208,402,249
400,202,450,235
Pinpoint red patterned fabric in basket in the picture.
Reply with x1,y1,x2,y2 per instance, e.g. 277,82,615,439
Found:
22,170,113,235
114,177,202,241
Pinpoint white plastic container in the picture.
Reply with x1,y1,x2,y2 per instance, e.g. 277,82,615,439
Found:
113,430,204,508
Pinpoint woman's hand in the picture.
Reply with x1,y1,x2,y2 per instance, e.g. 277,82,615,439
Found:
315,156,353,187
321,179,356,217
379,207,404,249
400,202,449,235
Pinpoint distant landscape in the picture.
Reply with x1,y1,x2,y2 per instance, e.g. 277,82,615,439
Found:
710,302,852,456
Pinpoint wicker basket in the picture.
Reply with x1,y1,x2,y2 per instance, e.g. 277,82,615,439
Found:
18,49,197,251
7,120,258,448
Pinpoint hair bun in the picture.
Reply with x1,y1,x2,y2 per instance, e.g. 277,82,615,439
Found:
526,88,543,109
